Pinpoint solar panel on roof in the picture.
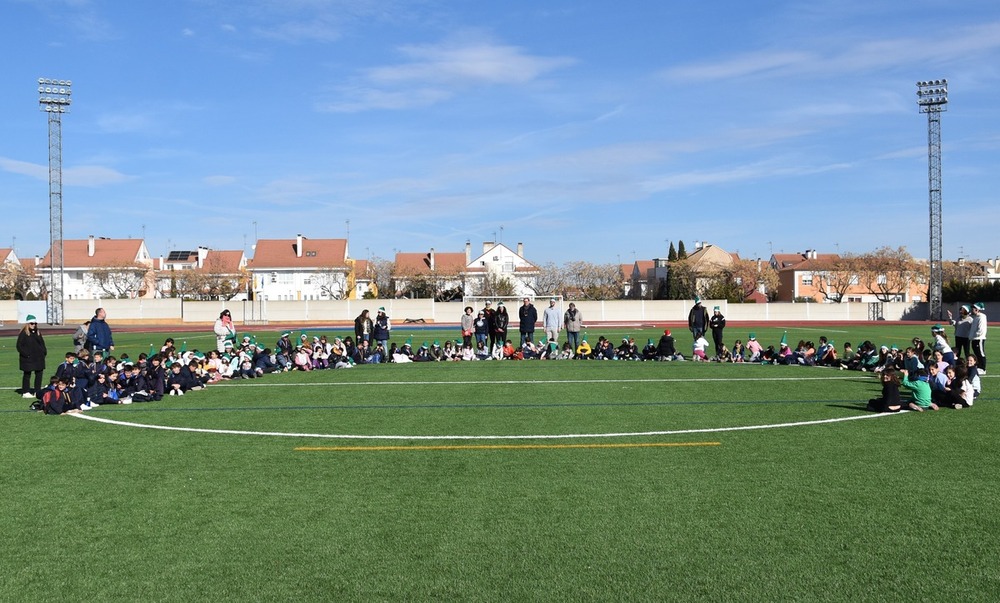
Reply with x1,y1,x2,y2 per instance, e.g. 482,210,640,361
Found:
167,250,195,261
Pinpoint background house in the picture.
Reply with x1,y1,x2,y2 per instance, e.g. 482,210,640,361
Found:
158,247,248,300
38,236,154,299
248,235,349,300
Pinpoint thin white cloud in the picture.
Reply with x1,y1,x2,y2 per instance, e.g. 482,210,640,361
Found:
322,36,576,112
64,165,132,186
664,21,1000,82
367,41,575,86
182,28,195,37
0,157,129,186
665,50,813,81
0,157,47,180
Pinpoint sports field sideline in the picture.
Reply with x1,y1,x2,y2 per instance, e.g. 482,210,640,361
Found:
3,324,997,601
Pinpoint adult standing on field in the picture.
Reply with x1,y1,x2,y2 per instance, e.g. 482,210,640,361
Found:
354,309,373,344
373,307,391,354
969,302,988,373
709,306,726,357
948,304,973,359
688,297,709,341
85,307,114,354
518,297,538,346
542,298,561,345
213,309,237,353
73,320,90,355
461,306,475,348
492,302,510,352
17,314,47,399
564,302,583,352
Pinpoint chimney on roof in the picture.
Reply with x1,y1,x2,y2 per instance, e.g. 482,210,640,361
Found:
807,249,817,260
465,241,471,264
429,248,435,271
483,241,493,253
197,246,208,268
34,255,41,266
517,242,524,257
296,234,303,258
88,235,95,257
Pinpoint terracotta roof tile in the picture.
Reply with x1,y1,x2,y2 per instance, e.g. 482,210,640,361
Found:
38,238,146,268
250,237,348,269
394,251,467,275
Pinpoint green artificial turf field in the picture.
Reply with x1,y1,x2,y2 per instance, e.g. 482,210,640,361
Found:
3,324,998,601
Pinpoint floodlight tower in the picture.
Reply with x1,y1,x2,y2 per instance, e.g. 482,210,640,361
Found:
917,79,947,321
38,78,72,325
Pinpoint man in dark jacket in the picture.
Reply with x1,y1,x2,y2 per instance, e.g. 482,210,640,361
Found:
518,298,538,346
85,307,115,353
688,297,709,340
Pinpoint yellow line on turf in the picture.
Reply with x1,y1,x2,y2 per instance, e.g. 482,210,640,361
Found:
295,442,721,452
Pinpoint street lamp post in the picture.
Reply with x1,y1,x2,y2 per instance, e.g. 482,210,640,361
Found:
917,79,947,321
38,78,72,325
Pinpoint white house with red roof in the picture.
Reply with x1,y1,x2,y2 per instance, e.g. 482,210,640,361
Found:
157,247,248,299
37,236,154,299
392,241,539,299
248,234,350,300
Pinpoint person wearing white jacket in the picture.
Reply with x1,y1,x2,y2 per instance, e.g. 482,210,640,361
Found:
969,302,988,373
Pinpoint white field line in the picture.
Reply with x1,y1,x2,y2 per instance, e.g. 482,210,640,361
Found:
70,411,902,441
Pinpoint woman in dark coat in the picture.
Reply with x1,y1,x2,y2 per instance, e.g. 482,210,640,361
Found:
16,314,47,399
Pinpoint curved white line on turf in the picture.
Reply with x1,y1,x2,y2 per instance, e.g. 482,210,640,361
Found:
69,410,902,440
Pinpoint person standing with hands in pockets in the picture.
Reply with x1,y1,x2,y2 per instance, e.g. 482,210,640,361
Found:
17,314,47,399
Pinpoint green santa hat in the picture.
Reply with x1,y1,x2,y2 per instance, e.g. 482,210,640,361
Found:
180,340,187,353
405,335,413,346
149,343,155,356
780,331,788,346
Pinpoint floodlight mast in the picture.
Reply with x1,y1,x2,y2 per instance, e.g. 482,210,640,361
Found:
917,79,947,321
38,78,71,325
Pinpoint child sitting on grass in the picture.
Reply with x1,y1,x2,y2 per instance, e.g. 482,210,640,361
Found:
900,367,938,412
867,367,903,413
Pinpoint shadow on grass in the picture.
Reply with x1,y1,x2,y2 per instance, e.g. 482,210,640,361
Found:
827,402,878,413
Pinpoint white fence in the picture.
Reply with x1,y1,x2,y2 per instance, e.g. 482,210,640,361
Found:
1,298,984,325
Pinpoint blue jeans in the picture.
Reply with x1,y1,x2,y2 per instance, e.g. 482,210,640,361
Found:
567,331,580,352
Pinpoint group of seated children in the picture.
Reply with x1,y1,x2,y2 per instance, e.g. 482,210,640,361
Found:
41,341,214,414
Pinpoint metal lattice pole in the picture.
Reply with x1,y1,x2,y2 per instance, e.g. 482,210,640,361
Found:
917,79,947,321
38,78,71,325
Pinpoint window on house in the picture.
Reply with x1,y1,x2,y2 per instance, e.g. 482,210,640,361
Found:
802,275,813,285
503,262,515,273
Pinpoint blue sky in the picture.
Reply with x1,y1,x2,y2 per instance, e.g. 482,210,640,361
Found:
2,0,999,266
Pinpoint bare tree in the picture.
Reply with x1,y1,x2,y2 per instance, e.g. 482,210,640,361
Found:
700,259,780,302
810,255,858,303
86,262,151,299
173,256,247,300
0,262,34,300
564,261,625,300
366,256,396,299
312,265,349,300
530,262,567,297
856,246,920,302
473,272,516,298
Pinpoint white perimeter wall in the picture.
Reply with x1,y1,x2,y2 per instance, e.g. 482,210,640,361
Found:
2,299,989,325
